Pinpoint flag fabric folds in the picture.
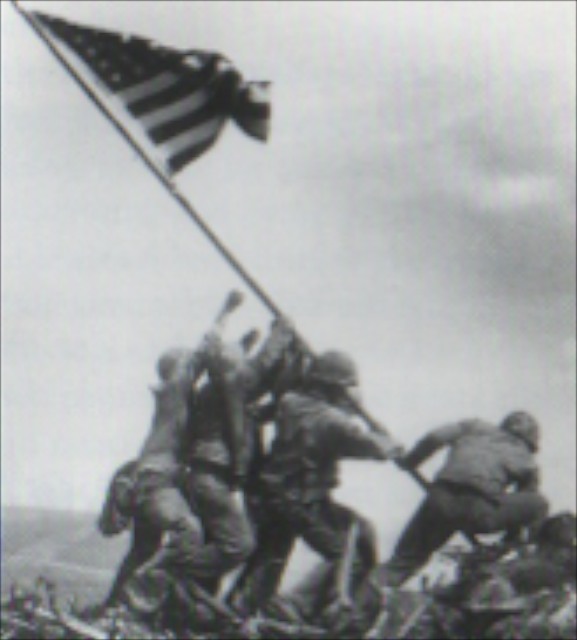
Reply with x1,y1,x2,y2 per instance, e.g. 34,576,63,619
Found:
33,12,271,175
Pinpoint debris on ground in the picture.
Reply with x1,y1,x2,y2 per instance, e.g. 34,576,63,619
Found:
2,538,575,640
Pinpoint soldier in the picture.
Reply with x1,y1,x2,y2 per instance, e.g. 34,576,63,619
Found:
97,329,261,609
122,314,298,616
375,411,550,590
175,316,297,593
109,292,248,611
96,292,243,613
227,350,403,623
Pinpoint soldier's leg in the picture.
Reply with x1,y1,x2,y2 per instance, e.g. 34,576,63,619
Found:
227,513,296,616
281,500,378,620
185,471,255,583
104,517,162,607
122,473,204,612
293,500,375,561
376,487,457,588
138,485,204,569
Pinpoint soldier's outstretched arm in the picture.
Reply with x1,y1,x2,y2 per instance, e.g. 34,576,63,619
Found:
185,290,246,384
220,365,251,489
345,428,404,461
211,289,245,334
198,290,245,360
316,406,403,461
155,290,245,387
244,315,298,399
400,419,489,469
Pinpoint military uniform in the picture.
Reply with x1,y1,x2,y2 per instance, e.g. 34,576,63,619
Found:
376,412,549,588
229,386,399,619
99,294,245,609
110,319,295,610
115,345,214,608
179,318,297,587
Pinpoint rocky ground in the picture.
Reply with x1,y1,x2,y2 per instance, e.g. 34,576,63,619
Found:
3,508,575,639
2,547,575,640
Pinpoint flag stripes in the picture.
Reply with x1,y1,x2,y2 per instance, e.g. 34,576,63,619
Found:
33,12,270,174
140,90,209,130
165,118,224,157
119,72,181,106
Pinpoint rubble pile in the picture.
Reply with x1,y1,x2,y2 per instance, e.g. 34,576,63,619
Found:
1,554,577,640
1,579,326,640
2,537,575,640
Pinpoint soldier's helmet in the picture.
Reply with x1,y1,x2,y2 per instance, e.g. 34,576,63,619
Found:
307,350,359,387
500,411,540,452
156,348,195,382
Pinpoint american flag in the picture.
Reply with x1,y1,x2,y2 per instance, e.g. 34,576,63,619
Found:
33,12,271,175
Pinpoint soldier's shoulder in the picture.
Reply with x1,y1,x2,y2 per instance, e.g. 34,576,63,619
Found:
459,418,495,433
278,391,329,420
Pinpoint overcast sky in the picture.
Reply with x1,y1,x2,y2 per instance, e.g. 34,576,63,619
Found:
2,1,575,553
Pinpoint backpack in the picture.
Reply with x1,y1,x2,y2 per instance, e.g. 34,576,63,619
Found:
97,459,138,536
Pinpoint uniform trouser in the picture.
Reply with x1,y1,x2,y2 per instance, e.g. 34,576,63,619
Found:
118,468,217,612
228,496,378,618
127,470,232,591
378,481,549,588
124,467,254,602
182,469,255,583
105,518,162,606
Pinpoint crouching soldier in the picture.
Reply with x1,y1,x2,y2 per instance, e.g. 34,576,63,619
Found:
227,350,403,623
375,411,550,590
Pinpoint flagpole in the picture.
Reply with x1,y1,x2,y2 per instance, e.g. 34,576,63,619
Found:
10,0,430,488
12,2,482,542
10,0,283,319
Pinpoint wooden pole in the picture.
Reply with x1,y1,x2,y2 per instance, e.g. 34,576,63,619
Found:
11,1,477,530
